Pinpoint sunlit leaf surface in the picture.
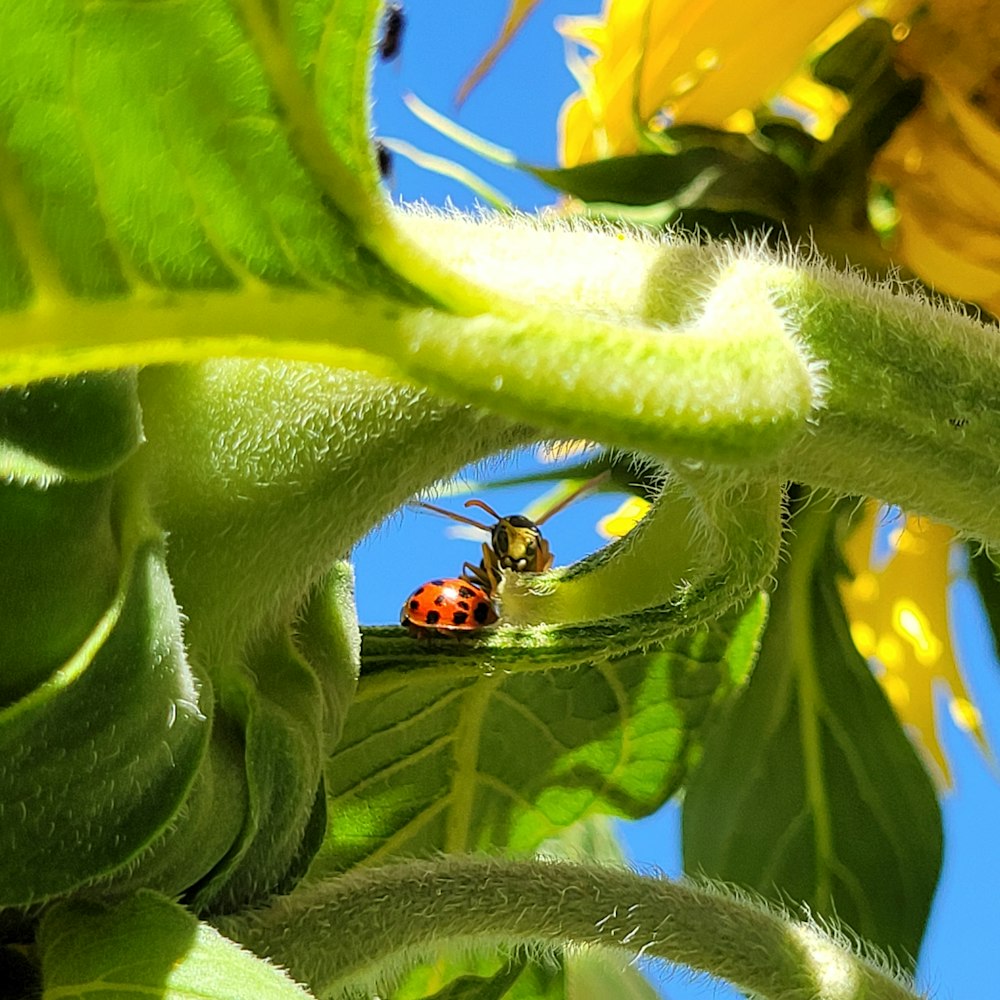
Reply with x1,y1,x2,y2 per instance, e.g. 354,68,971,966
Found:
39,892,314,1000
311,599,765,875
683,500,942,965
0,0,404,381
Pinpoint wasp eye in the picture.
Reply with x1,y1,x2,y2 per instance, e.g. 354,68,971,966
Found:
493,525,509,554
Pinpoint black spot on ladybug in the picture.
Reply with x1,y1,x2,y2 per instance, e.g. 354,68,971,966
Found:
434,593,447,606
457,600,470,610
451,611,469,626
473,601,492,624
378,2,405,62
430,579,445,587
458,585,475,599
411,586,424,596
408,599,420,610
425,609,440,625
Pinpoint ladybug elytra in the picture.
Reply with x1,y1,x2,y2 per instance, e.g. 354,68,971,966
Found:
400,577,498,636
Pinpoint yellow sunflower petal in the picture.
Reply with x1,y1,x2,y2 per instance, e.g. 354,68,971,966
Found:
597,495,651,539
874,98,1000,312
771,72,850,141
942,82,1000,170
886,0,1000,113
840,504,992,787
873,0,1000,314
558,0,860,166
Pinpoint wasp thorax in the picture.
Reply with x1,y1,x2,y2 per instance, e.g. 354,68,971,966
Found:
493,515,543,572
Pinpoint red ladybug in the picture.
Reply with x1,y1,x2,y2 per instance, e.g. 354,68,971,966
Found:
400,577,498,636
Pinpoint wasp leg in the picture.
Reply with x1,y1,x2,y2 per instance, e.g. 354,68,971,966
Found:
537,538,554,572
481,542,504,593
461,560,493,590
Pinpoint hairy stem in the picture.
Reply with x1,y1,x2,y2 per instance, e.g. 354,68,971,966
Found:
216,855,923,1000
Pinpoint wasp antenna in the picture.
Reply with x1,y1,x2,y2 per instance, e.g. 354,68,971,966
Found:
535,470,612,525
464,498,503,521
415,501,493,532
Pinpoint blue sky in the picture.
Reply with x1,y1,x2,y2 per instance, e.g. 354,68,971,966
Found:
362,3,1000,996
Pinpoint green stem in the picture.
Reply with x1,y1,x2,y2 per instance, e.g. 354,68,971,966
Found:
216,855,923,1000
499,472,781,626
8,207,1000,541
393,212,1000,540
360,475,780,685
770,268,1000,539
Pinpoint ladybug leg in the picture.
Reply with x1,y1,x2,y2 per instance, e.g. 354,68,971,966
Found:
537,538,554,572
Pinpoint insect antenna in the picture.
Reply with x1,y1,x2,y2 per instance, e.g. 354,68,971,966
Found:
534,470,611,525
414,501,493,532
464,498,503,520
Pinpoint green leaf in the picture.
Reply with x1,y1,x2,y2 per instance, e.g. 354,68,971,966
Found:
38,891,315,999
0,1,823,473
0,540,212,906
565,950,660,1000
529,137,799,225
310,598,765,875
185,562,360,910
812,20,894,96
0,373,141,701
101,712,250,902
398,957,556,1000
0,0,417,382
968,548,1000,667
682,499,942,966
0,0,386,296
191,626,327,911
0,372,142,479
396,945,660,1000
293,561,363,756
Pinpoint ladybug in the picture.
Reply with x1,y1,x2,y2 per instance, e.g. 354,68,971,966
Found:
400,577,498,636
415,471,609,594
378,2,405,62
